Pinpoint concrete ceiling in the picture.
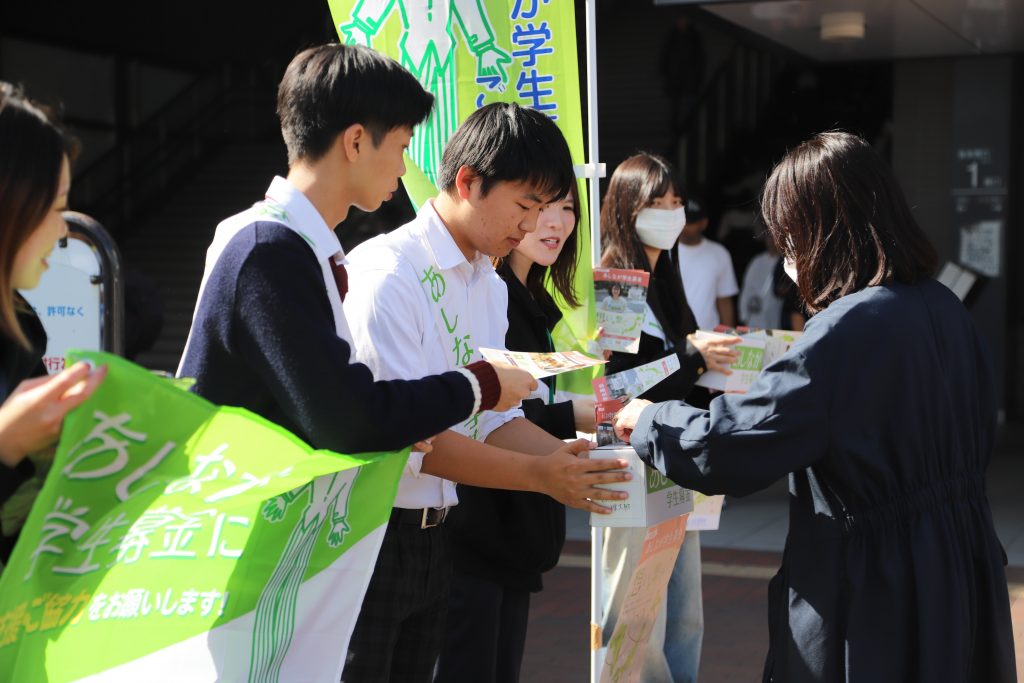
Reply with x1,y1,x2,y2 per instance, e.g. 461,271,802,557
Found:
692,0,1024,61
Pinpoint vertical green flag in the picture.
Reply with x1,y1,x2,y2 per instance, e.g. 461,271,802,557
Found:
328,0,600,394
0,351,406,682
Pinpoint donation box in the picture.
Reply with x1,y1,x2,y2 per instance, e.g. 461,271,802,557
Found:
589,446,693,528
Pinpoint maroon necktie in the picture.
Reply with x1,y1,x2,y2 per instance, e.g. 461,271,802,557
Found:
328,256,348,302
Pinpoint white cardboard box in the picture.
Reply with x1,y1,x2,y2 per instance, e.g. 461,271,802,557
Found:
589,447,694,528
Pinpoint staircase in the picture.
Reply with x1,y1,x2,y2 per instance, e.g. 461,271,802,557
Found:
117,141,289,372
72,65,279,239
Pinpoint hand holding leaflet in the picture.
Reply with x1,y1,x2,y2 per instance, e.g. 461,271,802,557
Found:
694,328,803,393
479,348,606,380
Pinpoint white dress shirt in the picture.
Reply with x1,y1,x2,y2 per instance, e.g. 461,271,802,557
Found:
344,202,522,509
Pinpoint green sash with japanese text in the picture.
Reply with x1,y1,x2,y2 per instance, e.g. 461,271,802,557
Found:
397,217,486,441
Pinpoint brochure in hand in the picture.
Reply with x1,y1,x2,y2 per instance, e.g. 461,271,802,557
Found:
593,354,680,403
594,268,650,354
592,355,681,446
694,328,802,394
478,348,606,380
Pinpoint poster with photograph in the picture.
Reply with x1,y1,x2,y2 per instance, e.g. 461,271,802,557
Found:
594,268,650,354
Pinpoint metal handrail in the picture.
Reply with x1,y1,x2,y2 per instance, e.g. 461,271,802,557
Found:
61,211,125,356
71,65,276,235
674,42,788,191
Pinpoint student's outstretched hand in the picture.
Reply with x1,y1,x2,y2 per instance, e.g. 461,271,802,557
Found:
0,362,107,467
536,439,631,514
688,333,742,374
490,362,538,412
612,399,652,443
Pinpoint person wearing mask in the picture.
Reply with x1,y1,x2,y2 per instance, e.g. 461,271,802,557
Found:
436,184,593,683
0,83,106,560
599,152,740,683
614,132,1015,682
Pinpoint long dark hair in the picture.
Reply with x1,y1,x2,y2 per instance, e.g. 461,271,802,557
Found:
761,131,938,314
494,181,582,309
0,83,68,348
600,152,692,341
599,152,679,272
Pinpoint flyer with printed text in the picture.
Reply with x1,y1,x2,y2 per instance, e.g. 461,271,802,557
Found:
478,348,606,380
594,268,649,354
695,329,802,393
593,354,681,404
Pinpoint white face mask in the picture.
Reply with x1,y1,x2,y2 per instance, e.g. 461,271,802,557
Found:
635,206,686,250
783,258,798,284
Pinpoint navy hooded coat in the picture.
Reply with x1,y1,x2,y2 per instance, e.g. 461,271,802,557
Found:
630,280,1016,682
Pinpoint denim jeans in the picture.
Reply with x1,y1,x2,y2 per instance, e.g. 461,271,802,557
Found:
602,528,703,683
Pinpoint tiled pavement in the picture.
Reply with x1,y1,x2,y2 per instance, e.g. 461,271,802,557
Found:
525,442,1024,681
522,544,1024,682
521,543,773,682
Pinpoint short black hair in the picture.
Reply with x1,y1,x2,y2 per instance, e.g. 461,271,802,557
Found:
761,131,938,314
437,102,574,201
277,43,433,164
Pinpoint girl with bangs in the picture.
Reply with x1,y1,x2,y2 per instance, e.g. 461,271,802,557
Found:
600,152,741,683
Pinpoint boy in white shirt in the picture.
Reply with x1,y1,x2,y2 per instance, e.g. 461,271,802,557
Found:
342,103,629,682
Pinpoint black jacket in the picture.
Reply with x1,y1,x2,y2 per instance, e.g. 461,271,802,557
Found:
631,281,1015,682
447,263,572,592
606,256,706,402
0,296,47,561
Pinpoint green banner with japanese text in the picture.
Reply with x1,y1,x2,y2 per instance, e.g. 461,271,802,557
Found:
0,351,406,682
328,0,600,394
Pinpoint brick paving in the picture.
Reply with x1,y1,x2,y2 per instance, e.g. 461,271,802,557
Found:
521,542,1024,682
521,543,773,682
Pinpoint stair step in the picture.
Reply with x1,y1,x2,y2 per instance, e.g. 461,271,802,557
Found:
117,142,284,371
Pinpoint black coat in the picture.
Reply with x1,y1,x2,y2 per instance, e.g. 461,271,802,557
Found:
447,264,572,592
606,256,706,402
0,296,47,560
630,280,1016,682
1,295,47,402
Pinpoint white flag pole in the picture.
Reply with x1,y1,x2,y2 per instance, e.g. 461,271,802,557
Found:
584,1,605,682
584,0,604,271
